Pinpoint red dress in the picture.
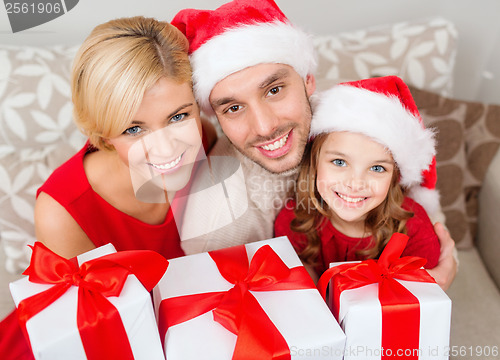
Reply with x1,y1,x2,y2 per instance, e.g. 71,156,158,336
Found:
0,130,209,359
35,143,185,259
274,197,440,277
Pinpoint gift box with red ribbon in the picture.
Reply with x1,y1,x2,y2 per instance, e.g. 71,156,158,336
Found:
153,236,346,359
9,243,168,360
317,233,452,360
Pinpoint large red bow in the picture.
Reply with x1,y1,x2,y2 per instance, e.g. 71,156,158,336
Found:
17,242,168,360
317,233,436,360
158,244,316,360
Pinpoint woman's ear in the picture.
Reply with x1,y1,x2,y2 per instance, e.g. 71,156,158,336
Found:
102,137,115,151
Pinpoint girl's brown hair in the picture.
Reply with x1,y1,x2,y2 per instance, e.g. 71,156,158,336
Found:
291,133,414,266
71,16,192,150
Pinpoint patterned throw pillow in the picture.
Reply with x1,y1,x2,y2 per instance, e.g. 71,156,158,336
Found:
0,45,86,273
410,86,500,249
314,17,457,97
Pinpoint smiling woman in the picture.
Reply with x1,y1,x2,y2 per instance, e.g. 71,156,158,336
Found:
32,16,214,260
0,16,218,359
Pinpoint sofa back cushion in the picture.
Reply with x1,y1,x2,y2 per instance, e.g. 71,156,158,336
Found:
0,45,86,273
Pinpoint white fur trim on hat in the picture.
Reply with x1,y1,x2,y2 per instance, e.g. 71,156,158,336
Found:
407,187,443,224
310,85,436,188
190,21,317,115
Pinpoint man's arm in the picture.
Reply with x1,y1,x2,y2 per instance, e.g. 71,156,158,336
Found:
427,222,458,291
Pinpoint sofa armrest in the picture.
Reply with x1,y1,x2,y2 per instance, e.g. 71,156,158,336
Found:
477,147,500,289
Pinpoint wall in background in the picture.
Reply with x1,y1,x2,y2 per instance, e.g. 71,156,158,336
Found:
1,0,498,105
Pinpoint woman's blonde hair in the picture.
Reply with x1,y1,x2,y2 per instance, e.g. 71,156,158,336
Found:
291,133,414,266
71,16,192,150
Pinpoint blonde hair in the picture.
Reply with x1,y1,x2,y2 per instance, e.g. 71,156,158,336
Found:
71,16,192,150
291,133,414,266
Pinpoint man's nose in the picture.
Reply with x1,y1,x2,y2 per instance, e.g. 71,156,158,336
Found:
248,103,280,137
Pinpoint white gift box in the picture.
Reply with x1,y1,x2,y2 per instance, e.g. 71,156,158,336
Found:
10,244,165,360
153,236,346,360
328,261,452,360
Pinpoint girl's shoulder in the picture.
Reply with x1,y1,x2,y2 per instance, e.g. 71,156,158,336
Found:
403,196,436,232
402,196,430,218
274,199,310,254
275,199,297,225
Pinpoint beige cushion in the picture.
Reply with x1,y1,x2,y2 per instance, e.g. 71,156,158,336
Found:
446,248,500,356
0,44,86,273
0,245,21,319
410,87,500,249
410,87,472,248
314,17,458,97
477,148,500,288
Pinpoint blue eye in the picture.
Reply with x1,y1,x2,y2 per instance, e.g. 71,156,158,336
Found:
170,113,187,123
332,159,346,167
123,126,143,136
371,165,386,173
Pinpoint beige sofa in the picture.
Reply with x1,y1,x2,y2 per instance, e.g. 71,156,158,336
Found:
1,17,500,359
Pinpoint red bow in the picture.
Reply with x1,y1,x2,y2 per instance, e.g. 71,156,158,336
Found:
17,242,168,360
317,233,436,360
158,244,315,360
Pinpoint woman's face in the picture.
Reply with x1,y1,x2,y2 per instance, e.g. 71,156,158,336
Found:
106,77,203,201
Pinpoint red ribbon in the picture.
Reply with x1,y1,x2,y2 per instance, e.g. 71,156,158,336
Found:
317,233,436,360
158,244,316,360
16,242,168,360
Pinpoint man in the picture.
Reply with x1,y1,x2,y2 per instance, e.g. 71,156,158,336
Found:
172,0,457,289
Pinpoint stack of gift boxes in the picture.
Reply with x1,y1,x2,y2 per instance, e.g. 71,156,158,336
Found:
10,235,451,359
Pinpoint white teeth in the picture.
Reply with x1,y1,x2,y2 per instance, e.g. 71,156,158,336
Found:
150,154,182,170
337,193,366,203
261,133,289,151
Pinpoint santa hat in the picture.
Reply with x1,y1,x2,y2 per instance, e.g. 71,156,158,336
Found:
171,0,317,115
310,76,441,218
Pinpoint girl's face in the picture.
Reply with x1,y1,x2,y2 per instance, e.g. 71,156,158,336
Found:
106,77,203,200
316,131,395,234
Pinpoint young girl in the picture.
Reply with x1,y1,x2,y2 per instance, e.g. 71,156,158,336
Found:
275,76,440,279
33,16,216,260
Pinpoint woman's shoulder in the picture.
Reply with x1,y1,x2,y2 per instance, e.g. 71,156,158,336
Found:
37,143,94,201
35,191,95,258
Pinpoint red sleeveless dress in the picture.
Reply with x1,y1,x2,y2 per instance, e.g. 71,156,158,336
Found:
35,143,185,259
0,130,209,359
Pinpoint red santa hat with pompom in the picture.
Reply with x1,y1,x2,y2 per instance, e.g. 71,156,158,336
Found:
171,0,317,115
310,76,441,220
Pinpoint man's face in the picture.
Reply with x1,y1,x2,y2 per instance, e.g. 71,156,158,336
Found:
209,64,316,174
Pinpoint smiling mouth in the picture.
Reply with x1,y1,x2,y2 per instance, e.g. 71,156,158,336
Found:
148,153,183,171
259,132,290,151
336,192,367,203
